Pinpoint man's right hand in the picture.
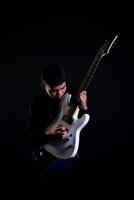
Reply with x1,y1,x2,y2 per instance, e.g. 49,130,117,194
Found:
46,124,70,140
55,124,70,140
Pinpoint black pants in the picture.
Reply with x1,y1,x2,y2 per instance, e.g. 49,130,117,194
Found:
39,155,83,200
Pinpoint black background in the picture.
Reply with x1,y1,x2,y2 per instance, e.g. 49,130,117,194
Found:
0,5,134,198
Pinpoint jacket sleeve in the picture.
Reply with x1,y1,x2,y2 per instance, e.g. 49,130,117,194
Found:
26,100,61,162
26,100,61,146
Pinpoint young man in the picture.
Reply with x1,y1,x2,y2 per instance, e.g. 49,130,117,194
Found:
27,64,89,199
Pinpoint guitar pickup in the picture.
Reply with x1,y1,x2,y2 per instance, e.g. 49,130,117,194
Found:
62,114,73,125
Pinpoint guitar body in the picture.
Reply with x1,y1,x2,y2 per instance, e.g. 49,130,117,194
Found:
43,93,90,159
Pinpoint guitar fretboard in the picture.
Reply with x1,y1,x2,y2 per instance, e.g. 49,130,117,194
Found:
69,35,118,111
77,40,109,93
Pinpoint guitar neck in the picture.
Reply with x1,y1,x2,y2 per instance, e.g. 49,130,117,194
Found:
76,49,104,97
69,51,103,111
69,35,118,113
79,58,102,92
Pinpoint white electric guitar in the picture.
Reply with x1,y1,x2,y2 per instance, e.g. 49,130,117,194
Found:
42,35,118,159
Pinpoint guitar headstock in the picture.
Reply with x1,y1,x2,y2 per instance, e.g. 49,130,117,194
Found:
100,35,118,58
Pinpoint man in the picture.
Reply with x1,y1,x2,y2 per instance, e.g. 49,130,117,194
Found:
27,64,89,199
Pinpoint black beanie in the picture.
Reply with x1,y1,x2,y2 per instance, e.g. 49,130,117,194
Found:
41,64,65,87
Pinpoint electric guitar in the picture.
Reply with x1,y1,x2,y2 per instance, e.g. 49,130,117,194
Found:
42,35,118,159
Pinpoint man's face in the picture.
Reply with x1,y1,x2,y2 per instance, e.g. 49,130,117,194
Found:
42,81,67,100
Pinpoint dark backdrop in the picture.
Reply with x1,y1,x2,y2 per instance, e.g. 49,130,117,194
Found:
0,7,134,198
